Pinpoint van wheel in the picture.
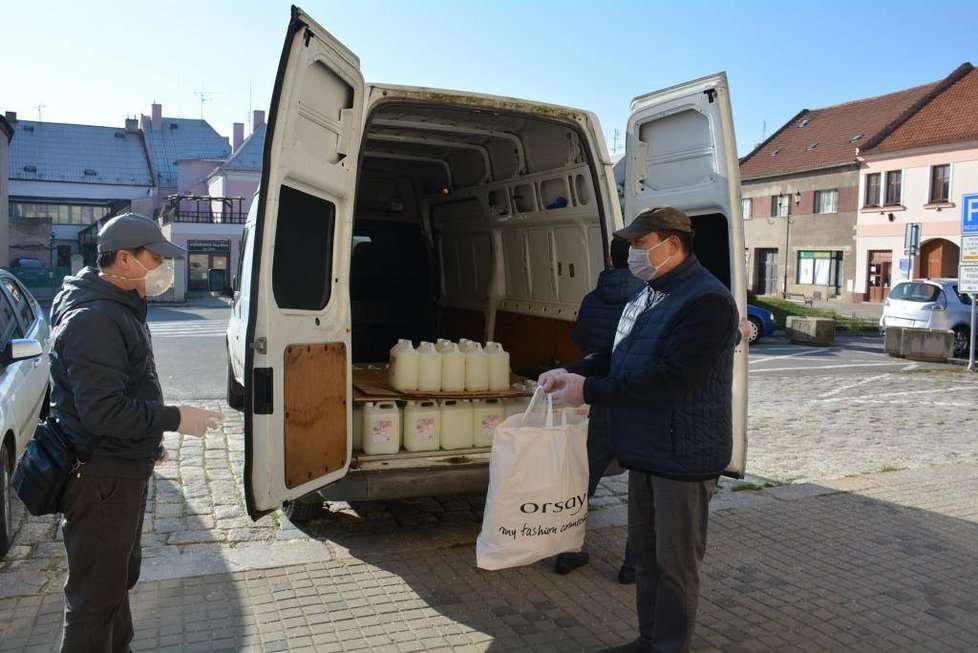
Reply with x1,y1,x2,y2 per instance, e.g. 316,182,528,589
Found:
0,441,12,557
226,361,244,410
952,327,970,358
747,317,762,345
282,499,323,523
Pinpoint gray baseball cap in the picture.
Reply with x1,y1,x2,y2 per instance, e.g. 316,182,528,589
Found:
97,213,186,259
614,206,693,240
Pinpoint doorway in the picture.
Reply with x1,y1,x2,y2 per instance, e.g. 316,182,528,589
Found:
755,248,779,295
867,250,892,302
919,239,959,279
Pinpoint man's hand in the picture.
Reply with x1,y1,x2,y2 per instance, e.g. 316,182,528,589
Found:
154,445,169,466
176,406,225,437
549,372,586,408
537,368,568,392
739,316,752,344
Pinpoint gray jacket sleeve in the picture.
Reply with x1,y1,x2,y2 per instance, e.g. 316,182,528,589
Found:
58,309,181,439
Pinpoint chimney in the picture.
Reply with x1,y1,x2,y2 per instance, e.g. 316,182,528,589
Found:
124,117,139,132
4,111,16,123
151,103,162,130
253,109,266,132
233,122,244,151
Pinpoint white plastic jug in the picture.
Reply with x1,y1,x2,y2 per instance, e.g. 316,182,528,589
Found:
472,398,504,447
458,339,474,353
352,404,364,451
464,342,489,392
439,342,466,392
440,399,474,449
389,339,419,392
362,401,401,455
485,341,511,392
416,341,442,392
403,400,440,452
504,396,531,418
435,338,454,353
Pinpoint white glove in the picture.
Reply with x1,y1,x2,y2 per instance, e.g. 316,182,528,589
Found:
177,406,225,437
537,368,568,392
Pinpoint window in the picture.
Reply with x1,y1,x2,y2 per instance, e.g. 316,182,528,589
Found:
864,173,881,207
9,202,110,225
771,194,789,218
272,185,335,311
884,171,902,205
796,251,841,286
814,189,838,214
2,277,35,329
741,198,752,219
929,164,950,203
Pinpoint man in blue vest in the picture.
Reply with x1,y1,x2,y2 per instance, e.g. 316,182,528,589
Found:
540,206,739,653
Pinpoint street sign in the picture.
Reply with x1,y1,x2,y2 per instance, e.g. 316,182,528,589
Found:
904,222,921,255
963,235,978,263
963,193,978,234
960,264,978,293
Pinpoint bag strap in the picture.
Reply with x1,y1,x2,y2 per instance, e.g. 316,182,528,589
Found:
522,387,558,427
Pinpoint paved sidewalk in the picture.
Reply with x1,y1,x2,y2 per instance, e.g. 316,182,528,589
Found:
2,462,976,651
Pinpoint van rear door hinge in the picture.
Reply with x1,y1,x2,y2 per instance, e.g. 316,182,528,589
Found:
251,337,267,354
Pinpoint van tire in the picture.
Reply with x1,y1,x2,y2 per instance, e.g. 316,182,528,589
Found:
952,327,970,358
227,360,244,410
0,440,12,557
282,499,323,523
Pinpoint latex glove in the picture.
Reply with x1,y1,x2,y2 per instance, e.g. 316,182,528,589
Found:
177,406,225,437
739,316,752,345
154,445,169,466
549,372,586,408
537,368,568,392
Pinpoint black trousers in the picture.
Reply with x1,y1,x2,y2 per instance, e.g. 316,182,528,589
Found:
60,473,149,653
628,470,716,653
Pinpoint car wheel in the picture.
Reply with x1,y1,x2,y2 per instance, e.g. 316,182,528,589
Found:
226,360,244,410
952,327,970,358
282,499,323,523
748,317,762,345
0,442,12,557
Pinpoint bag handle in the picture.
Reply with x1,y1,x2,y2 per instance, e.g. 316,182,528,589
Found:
522,386,562,427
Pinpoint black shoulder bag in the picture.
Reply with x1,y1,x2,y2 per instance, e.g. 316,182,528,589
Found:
11,419,96,516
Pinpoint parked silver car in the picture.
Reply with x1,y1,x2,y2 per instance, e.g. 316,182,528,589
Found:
0,271,51,556
879,278,974,357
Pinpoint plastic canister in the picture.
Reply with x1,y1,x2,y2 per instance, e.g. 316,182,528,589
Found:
439,342,465,392
463,342,489,392
472,398,504,447
352,404,364,451
435,338,454,352
389,339,419,392
362,401,401,455
416,341,442,392
440,399,474,449
484,341,511,391
504,396,531,418
403,400,440,451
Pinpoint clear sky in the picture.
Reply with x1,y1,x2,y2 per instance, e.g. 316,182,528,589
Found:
3,0,976,157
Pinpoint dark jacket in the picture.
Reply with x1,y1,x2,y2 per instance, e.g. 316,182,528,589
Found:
567,255,738,480
50,267,181,477
571,268,644,355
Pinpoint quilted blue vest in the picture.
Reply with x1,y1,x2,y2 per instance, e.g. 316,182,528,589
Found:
607,256,737,480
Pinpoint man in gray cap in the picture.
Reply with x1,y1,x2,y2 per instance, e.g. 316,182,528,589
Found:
540,206,740,653
49,212,223,652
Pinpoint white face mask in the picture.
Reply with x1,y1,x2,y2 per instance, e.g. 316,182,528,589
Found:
627,239,673,281
131,257,175,296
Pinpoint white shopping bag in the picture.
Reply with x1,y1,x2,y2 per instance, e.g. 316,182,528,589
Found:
476,387,590,570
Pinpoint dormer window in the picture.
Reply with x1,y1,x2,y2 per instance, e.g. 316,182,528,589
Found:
797,118,810,128
23,165,37,173
806,143,818,151
84,169,97,176
850,133,863,143
770,148,781,157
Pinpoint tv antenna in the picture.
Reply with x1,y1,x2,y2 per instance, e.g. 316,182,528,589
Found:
193,84,217,119
37,102,47,121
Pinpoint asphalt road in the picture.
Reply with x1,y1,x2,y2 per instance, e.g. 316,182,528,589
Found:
149,304,230,400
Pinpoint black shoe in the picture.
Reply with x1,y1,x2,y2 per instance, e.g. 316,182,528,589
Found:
598,638,652,652
617,564,636,585
554,551,590,575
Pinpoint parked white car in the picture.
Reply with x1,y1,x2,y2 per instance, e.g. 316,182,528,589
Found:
0,271,51,556
879,278,974,357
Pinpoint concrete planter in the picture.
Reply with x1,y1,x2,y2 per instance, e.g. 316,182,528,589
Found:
885,326,953,363
884,326,904,355
786,316,835,346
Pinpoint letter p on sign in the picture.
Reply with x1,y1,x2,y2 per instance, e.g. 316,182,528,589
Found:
963,193,978,234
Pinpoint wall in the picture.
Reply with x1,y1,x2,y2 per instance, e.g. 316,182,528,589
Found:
742,166,858,298
176,160,219,196
0,128,9,267
854,144,978,298
159,221,245,301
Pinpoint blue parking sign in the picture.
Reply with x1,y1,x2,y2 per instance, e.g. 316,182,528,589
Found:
964,193,978,234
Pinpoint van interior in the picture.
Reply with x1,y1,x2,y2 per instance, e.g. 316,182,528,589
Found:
271,99,733,377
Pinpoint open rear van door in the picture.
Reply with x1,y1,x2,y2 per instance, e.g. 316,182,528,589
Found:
623,73,748,476
245,7,365,518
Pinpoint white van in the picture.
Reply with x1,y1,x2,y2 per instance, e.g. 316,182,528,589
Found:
224,7,747,521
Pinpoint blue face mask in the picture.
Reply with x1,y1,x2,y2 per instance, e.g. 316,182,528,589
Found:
627,239,672,281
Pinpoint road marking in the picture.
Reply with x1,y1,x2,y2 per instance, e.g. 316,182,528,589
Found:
817,373,892,399
749,348,830,365
149,321,228,338
749,361,908,373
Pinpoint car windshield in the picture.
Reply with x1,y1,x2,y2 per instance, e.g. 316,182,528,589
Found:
889,282,940,302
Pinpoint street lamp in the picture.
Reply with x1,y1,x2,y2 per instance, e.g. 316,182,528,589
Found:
780,192,798,298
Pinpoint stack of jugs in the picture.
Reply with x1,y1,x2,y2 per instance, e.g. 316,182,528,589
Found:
389,339,419,391
437,340,465,392
362,401,401,455
472,398,504,447
416,341,442,392
440,399,474,449
461,341,489,391
484,342,510,391
403,400,440,451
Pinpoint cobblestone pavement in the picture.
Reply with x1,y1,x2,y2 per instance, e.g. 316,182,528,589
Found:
2,360,977,650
